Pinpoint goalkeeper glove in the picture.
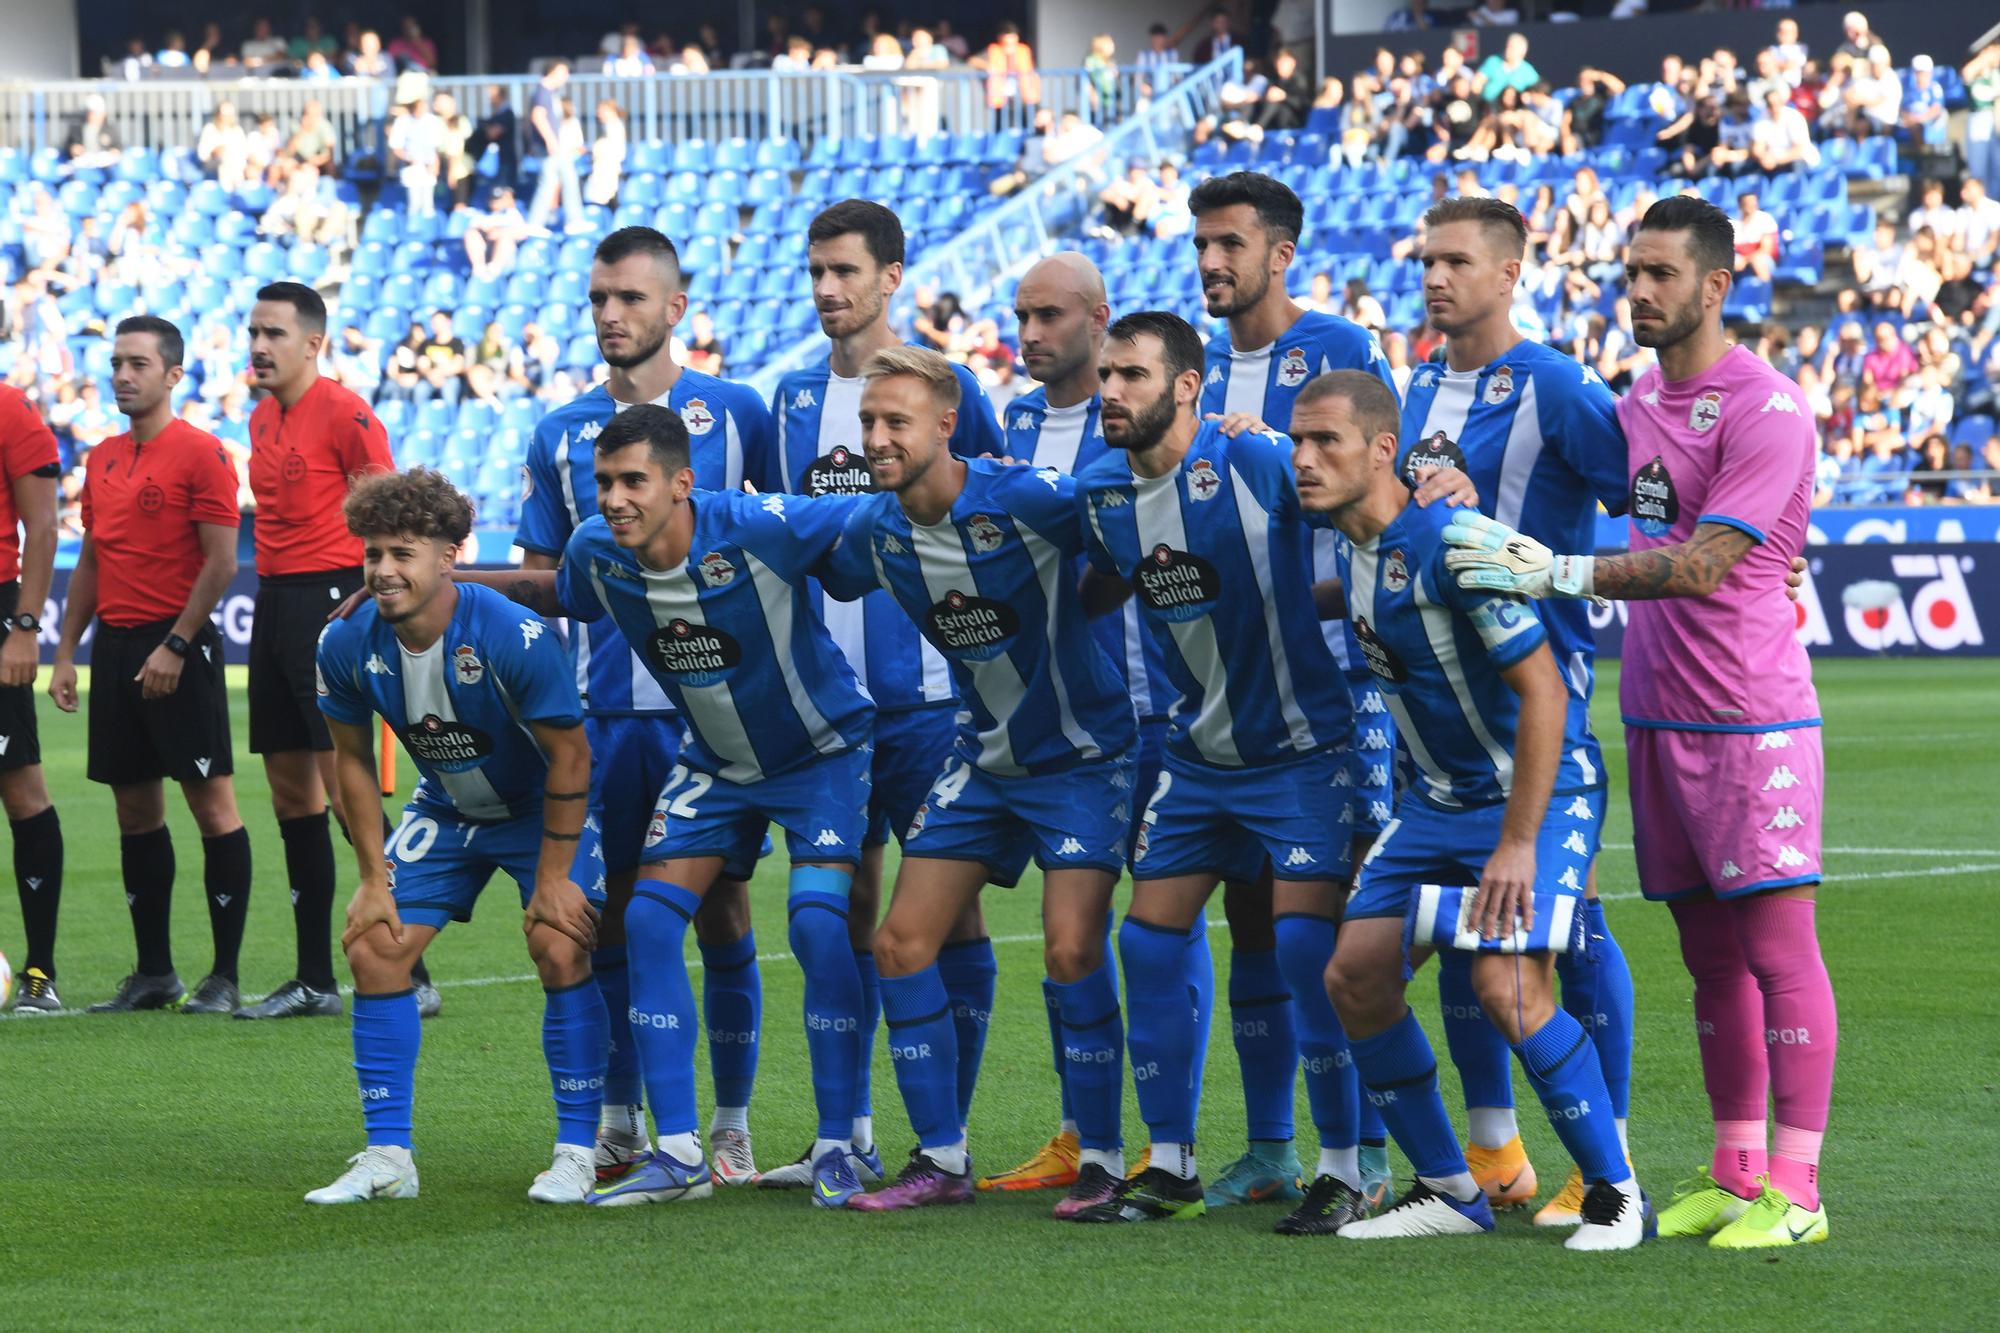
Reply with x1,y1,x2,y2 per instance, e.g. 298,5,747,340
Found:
1440,512,1597,600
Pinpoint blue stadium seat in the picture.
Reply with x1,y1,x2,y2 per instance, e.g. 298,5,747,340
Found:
713,138,752,173
629,140,670,175
415,399,456,434
503,271,546,306
620,173,663,207
547,270,587,305
493,303,531,341
381,272,420,307
754,138,801,171
364,307,407,343
1952,415,1995,447
673,138,712,174
692,201,732,236
561,334,598,369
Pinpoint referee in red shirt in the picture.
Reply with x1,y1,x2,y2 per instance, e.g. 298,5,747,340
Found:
48,316,253,1014
232,282,440,1020
0,384,67,1012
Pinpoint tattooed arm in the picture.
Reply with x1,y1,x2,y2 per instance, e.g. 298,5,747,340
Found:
1585,521,1756,600
456,567,565,617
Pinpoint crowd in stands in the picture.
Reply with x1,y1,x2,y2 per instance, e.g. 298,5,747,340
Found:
12,9,1997,523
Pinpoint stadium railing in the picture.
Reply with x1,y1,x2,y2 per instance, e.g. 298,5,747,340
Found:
0,65,1193,157
744,49,1245,397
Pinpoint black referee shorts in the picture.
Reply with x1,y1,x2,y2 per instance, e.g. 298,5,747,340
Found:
87,619,234,787
0,581,43,772
249,567,363,755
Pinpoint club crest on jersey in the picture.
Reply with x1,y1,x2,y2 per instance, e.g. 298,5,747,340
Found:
1277,347,1309,387
698,551,736,588
679,398,716,436
906,803,928,839
519,464,534,501
645,809,667,848
1630,456,1679,538
1383,549,1410,593
452,645,483,686
804,445,875,496
1690,389,1723,433
1484,366,1513,404
967,514,1005,552
1187,459,1221,502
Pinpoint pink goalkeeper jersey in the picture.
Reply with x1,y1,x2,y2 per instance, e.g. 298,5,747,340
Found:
1615,344,1821,732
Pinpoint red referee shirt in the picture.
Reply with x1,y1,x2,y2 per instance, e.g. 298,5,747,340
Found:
80,420,242,628
0,385,59,585
248,376,395,577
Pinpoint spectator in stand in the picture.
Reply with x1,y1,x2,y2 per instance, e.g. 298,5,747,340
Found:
1957,177,2000,264
1660,95,1724,177
1890,227,1945,320
1197,12,1238,63
388,16,438,72
772,35,813,72
1900,56,1948,153
1467,0,1521,28
1384,0,1436,32
1835,11,1875,64
905,26,949,70
1084,34,1119,122
862,32,904,71
62,95,121,173
1302,270,1336,314
1855,410,1912,500
1096,160,1161,236
1945,443,1991,502
1136,24,1177,81
1905,368,1954,442
1751,87,1818,172
605,33,655,77
260,165,348,246
524,63,583,233
514,322,560,395
478,85,517,191
348,29,393,79
434,92,475,206
155,30,191,69
1907,179,1958,247
414,311,467,406
244,114,283,186
196,102,251,191
599,21,641,57
331,325,383,402
387,98,442,220
1767,17,1808,86
289,17,338,65
1967,42,2000,196
1557,66,1622,155
686,311,724,375
1252,48,1310,135
270,99,336,187
981,23,1040,125
1340,277,1387,333
672,44,712,75
1150,160,1192,239
242,17,290,71
1731,190,1779,283
1851,220,1903,307
1477,33,1537,102
585,100,627,207
1863,321,1918,395
1846,45,1901,137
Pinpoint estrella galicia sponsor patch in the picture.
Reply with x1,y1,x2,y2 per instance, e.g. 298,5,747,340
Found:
924,591,1019,661
1131,545,1221,621
647,619,742,685
399,714,495,770
1351,614,1408,685
1401,430,1467,484
804,445,875,496
1630,455,1678,537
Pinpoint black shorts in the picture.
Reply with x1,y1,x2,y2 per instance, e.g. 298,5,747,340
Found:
0,582,42,772
87,619,234,787
249,568,363,754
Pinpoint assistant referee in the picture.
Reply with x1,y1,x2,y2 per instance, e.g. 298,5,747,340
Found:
48,315,252,1015
232,282,440,1020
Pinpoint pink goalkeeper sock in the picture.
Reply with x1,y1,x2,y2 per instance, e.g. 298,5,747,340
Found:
1711,1119,1767,1199
1735,895,1836,1212
1670,899,1770,1142
1770,1124,1825,1211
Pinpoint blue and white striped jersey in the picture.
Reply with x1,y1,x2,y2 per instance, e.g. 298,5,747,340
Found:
1336,500,1602,810
769,351,1003,713
1399,341,1626,691
822,458,1135,778
1076,422,1351,769
1200,308,1399,677
554,492,873,785
317,583,582,823
1002,386,1173,722
515,373,775,716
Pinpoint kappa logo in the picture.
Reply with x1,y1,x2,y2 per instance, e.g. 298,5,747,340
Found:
1010,413,1033,431
452,645,483,685
1361,727,1389,752
1283,846,1312,868
1565,796,1595,820
1055,837,1086,857
813,828,844,847
1562,830,1590,855
1097,489,1129,507
1331,766,1353,788
1338,804,1354,823
1773,845,1809,870
880,533,907,555
520,619,545,649
599,559,638,581
1358,691,1386,714
1558,865,1583,890
760,494,789,521
679,397,716,435
1764,806,1804,831
1412,364,1439,389
1276,347,1309,387
1581,366,1606,388
967,514,1005,552
194,757,212,777
698,551,736,588
1760,391,1800,415
1641,389,1660,406
1187,458,1221,501
1762,765,1801,791
1205,366,1223,386
791,388,817,410
1755,730,1794,750
1035,466,1062,491
1689,388,1723,433
1366,764,1388,788
577,420,603,442
1719,860,1744,880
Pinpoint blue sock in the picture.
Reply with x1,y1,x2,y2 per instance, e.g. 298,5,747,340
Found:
1229,948,1297,1144
590,944,641,1108
854,949,880,1123
1514,1009,1632,1185
700,930,761,1109
543,978,610,1149
1186,913,1214,1110
1349,1010,1467,1181
938,936,997,1128
352,988,421,1149
879,964,960,1150
1053,963,1124,1152
624,883,703,1139
1119,917,1198,1145
1437,949,1515,1124
1275,914,1358,1152
1557,899,1635,1121
1043,977,1073,1123
1360,1095,1387,1146
788,866,863,1141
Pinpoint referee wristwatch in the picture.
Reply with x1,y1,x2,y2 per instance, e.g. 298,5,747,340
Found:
162,632,191,658
6,612,35,633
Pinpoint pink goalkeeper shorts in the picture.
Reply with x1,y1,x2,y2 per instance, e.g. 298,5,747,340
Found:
1627,725,1824,902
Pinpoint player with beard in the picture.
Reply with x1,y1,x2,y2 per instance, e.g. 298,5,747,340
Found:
513,226,775,1187
1441,196,1836,1250
1190,170,1398,1214
1066,313,1356,1228
759,200,1004,1191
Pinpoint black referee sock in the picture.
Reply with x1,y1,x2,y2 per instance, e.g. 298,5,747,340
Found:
202,827,253,983
12,806,63,977
121,826,176,977
279,812,338,991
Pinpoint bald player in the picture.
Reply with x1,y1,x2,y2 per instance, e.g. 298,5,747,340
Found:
975,253,1215,1194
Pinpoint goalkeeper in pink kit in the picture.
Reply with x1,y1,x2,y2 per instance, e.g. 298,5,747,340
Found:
1440,195,1835,1250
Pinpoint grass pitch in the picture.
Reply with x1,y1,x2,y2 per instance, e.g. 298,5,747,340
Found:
3,659,1997,1330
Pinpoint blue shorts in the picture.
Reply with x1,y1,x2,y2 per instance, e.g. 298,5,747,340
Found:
387,803,608,931
1131,747,1356,884
1348,787,1606,923
1347,678,1398,838
641,747,873,870
587,713,683,873
867,704,959,847
1130,716,1169,863
904,752,1136,887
